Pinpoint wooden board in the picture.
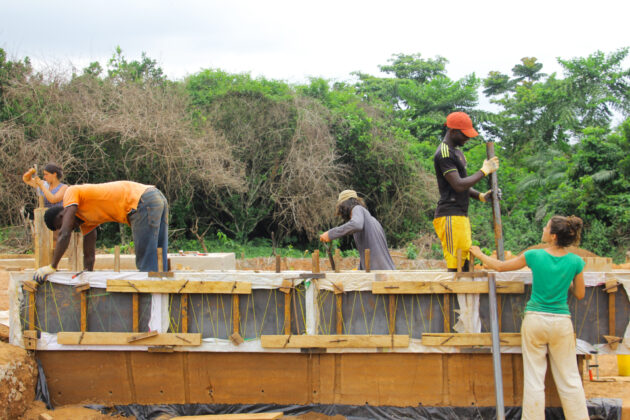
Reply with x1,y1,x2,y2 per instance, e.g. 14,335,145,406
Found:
170,414,283,420
422,333,521,346
57,332,202,346
260,334,409,348
107,280,252,294
372,281,524,294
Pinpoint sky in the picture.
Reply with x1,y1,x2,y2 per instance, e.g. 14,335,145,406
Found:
1,0,629,88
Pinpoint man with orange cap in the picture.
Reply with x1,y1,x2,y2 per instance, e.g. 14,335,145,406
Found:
433,112,499,271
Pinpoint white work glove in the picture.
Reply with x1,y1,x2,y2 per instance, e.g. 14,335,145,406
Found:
479,189,502,203
34,265,56,284
480,156,499,176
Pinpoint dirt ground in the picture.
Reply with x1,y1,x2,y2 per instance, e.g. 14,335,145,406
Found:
0,264,629,419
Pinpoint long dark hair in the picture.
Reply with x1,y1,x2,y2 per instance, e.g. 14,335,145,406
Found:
549,215,583,247
335,197,366,222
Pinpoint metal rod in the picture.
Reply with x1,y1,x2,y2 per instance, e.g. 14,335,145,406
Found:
488,272,505,420
486,142,505,261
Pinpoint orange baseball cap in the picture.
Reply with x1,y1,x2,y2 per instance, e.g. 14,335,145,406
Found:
446,112,479,138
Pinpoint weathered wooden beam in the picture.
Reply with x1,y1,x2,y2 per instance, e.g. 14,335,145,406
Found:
422,333,521,347
57,332,201,346
106,280,252,294
261,334,410,349
170,413,284,420
372,281,524,294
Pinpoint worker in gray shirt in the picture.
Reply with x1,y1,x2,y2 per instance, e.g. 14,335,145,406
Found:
319,190,395,270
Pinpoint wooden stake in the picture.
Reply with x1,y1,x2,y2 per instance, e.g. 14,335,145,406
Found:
33,207,52,268
232,294,240,335
157,247,163,272
80,290,87,332
132,293,139,333
334,248,340,273
284,291,292,335
312,250,320,273
443,295,450,333
605,279,617,345
181,294,188,333
275,255,281,273
114,245,120,272
336,294,343,334
389,295,396,334
365,249,371,273
28,291,36,331
456,249,462,273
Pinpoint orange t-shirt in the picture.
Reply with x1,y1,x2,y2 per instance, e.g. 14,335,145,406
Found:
63,181,151,235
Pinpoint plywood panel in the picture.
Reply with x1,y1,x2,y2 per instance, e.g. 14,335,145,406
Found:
37,352,573,408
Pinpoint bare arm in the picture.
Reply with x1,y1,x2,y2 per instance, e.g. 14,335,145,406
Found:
37,181,67,204
570,271,585,300
444,170,486,194
83,229,96,271
22,168,38,188
469,246,527,272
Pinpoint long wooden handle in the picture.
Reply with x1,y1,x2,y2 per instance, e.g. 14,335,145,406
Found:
486,142,505,261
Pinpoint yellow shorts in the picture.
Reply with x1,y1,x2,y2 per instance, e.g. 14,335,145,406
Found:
433,215,472,269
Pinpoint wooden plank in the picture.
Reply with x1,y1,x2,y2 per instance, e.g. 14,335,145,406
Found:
372,281,524,294
23,329,38,350
107,279,252,294
261,334,410,349
365,248,371,273
57,332,202,346
127,330,158,343
422,333,521,347
170,413,284,420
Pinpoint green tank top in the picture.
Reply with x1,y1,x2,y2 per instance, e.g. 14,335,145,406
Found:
524,249,585,315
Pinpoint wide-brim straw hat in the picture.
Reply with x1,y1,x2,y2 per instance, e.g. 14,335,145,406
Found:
337,189,358,205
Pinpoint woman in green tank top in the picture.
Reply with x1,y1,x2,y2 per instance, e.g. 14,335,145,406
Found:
470,215,588,420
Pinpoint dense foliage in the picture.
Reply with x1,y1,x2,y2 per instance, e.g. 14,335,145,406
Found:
1,47,628,260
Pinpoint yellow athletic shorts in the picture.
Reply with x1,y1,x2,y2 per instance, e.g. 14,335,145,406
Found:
433,215,472,269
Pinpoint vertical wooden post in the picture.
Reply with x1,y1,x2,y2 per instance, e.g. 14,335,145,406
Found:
312,250,320,273
33,208,52,269
275,255,282,273
157,247,164,273
232,295,240,335
389,295,396,334
365,249,371,273
114,245,121,272
606,279,618,342
28,291,36,331
80,291,87,332
334,248,340,273
336,294,343,334
181,294,188,333
132,293,139,333
284,292,292,335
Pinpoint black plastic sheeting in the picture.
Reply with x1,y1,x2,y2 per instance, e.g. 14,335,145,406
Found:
87,398,620,420
35,358,52,410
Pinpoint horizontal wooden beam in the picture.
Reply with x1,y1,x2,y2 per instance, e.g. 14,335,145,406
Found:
372,281,523,294
422,333,521,346
261,334,409,349
57,332,202,346
170,413,284,420
107,279,252,294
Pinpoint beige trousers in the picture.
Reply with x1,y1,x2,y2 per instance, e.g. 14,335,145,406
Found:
521,312,589,420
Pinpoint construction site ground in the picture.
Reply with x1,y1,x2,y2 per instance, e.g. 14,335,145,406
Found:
1,257,629,420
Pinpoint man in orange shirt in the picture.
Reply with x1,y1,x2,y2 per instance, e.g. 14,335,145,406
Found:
34,181,168,282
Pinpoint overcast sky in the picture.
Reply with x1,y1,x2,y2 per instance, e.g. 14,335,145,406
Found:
1,0,629,86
